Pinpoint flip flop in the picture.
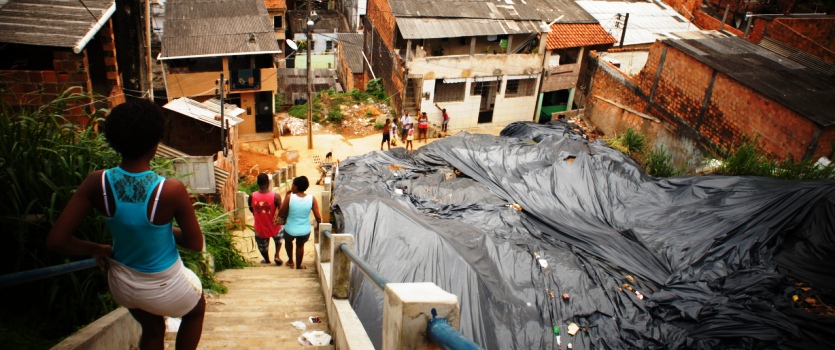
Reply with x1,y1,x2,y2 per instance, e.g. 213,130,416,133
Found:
286,261,295,268
260,259,269,264
296,264,307,270
274,259,283,266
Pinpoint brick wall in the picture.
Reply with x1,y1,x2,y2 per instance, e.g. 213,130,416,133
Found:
1,49,92,122
768,18,835,64
587,44,833,162
693,11,745,37
365,0,404,112
748,17,770,44
663,0,701,22
99,20,123,89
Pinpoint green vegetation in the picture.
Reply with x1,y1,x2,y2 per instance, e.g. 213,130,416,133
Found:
605,128,834,180
645,145,682,177
286,78,391,129
238,177,259,194
714,138,835,180
606,127,647,156
0,90,247,348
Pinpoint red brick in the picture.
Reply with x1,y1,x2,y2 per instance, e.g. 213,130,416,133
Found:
42,71,57,83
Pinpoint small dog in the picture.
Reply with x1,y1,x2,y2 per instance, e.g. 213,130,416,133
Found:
325,151,333,162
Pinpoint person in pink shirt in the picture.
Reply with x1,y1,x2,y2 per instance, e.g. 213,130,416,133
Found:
248,173,283,265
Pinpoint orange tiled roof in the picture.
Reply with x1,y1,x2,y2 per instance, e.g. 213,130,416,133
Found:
546,23,617,50
264,0,286,9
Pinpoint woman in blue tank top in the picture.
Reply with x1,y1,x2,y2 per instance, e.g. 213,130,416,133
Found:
47,99,206,349
277,176,322,269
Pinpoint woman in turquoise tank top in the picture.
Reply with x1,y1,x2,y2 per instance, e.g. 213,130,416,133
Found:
277,176,322,269
47,99,206,349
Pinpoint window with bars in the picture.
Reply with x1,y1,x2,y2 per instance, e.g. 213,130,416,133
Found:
505,78,536,97
471,81,499,95
434,79,465,102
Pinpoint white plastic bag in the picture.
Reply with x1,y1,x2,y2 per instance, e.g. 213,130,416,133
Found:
291,321,307,331
298,331,332,346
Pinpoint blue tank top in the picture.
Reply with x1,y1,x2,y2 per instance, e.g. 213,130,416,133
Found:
285,193,313,236
105,167,179,273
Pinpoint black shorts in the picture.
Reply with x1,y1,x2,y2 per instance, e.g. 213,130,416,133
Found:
284,232,310,245
382,133,390,142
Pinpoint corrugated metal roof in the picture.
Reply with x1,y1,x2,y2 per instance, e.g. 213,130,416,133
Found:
759,37,835,77
663,31,835,127
160,0,280,59
547,23,617,50
163,97,246,127
576,0,695,47
0,0,114,50
389,0,596,23
396,18,541,39
337,33,364,73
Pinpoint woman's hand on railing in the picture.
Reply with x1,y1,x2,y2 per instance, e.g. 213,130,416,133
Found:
92,244,113,271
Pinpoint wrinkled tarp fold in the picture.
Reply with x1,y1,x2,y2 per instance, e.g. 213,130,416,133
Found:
331,121,835,349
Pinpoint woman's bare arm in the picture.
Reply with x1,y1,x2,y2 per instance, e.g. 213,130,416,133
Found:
46,171,112,266
167,179,204,252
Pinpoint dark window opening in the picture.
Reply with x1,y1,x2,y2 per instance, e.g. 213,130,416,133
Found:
505,78,536,97
274,15,283,29
434,79,465,102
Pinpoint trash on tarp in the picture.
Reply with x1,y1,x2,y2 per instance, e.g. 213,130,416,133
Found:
291,321,307,331
298,331,332,346
567,322,580,336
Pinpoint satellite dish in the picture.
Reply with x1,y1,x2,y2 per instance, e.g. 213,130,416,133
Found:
286,39,298,51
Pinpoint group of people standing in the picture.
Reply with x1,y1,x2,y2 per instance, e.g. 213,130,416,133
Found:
380,104,451,151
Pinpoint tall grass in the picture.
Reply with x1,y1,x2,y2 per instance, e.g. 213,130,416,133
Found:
0,91,248,348
716,138,835,179
645,145,682,177
605,127,647,156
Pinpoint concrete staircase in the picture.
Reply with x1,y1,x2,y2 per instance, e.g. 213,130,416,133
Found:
403,79,419,117
165,212,332,349
165,265,332,349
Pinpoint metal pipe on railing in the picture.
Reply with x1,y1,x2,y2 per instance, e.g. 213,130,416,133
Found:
0,259,98,288
338,243,389,291
427,309,484,350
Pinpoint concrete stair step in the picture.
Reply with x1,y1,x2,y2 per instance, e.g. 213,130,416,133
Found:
206,303,326,313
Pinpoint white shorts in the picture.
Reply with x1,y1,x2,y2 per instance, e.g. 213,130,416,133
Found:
108,258,203,317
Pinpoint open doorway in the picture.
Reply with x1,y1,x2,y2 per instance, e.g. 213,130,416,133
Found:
472,80,498,123
255,91,273,133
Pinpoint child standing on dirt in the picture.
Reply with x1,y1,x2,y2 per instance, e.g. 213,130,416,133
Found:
381,118,391,150
406,123,415,151
391,122,398,146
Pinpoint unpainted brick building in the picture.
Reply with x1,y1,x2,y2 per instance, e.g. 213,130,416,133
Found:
585,31,835,164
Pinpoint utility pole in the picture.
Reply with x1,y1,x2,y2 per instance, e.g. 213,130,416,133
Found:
216,74,228,156
619,13,630,48
720,5,730,31
146,0,153,101
306,0,314,149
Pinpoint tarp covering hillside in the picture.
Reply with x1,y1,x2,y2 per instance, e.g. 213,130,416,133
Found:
330,121,835,349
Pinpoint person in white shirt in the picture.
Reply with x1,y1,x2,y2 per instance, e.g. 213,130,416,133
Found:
399,111,412,140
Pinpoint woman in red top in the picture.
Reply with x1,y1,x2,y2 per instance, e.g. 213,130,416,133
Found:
418,112,429,143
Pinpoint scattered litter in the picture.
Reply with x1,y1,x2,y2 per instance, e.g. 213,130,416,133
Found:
567,322,580,336
562,294,570,301
625,275,635,283
557,335,561,346
636,291,644,300
553,325,560,335
508,203,523,211
395,188,404,195
309,316,322,324
291,321,307,331
298,331,332,346
567,342,573,349
166,317,181,332
538,259,548,268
